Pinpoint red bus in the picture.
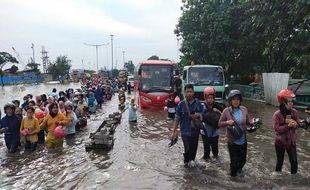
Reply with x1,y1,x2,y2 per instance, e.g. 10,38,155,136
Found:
134,60,177,109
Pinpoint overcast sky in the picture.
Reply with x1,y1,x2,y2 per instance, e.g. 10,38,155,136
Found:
0,0,182,71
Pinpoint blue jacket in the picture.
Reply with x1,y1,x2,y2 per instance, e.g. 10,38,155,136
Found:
175,98,204,137
95,88,104,104
0,115,22,145
124,103,138,121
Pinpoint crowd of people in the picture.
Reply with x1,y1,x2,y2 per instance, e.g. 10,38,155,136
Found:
0,79,119,153
1,75,309,179
170,84,310,177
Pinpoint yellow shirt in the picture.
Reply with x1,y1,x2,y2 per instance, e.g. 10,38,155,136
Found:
20,117,40,143
39,113,68,138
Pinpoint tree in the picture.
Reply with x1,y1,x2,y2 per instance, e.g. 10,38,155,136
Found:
0,52,18,86
247,0,310,73
147,55,159,60
47,56,72,80
26,62,41,74
124,60,135,74
176,0,310,81
175,0,252,75
112,69,119,78
9,65,18,74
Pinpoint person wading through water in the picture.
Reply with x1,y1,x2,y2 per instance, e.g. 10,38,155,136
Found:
170,84,204,167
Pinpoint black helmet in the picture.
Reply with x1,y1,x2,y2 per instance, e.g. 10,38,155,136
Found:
26,94,33,100
12,100,20,106
4,102,16,114
59,91,66,97
227,90,242,101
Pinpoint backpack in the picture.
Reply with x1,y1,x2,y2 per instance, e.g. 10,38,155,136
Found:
203,102,221,129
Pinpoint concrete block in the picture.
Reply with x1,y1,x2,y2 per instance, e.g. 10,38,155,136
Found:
95,139,104,144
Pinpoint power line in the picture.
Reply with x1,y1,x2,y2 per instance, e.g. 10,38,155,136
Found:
84,42,109,72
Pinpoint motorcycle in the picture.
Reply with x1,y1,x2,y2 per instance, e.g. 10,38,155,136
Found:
247,118,263,133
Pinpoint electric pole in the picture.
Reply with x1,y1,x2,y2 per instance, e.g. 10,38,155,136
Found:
122,51,125,66
110,34,114,70
84,42,108,72
31,43,35,63
115,47,121,69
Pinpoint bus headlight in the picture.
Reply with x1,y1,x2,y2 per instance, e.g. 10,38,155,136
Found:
141,96,152,103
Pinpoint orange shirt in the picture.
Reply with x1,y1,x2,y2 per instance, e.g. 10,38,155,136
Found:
39,113,68,137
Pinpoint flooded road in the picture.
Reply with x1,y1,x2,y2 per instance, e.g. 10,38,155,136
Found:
0,84,310,189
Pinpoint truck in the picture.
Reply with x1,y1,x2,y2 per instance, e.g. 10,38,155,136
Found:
182,65,227,103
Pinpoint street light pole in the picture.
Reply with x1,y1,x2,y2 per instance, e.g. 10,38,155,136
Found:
104,46,109,69
31,43,35,63
101,43,109,70
122,51,125,66
84,42,108,72
115,46,121,69
110,34,114,70
96,46,98,71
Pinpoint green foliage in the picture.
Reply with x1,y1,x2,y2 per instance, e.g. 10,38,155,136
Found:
176,0,310,79
124,60,135,74
84,69,96,74
0,52,18,67
112,69,119,78
9,65,18,74
147,55,159,60
26,62,41,74
0,52,18,86
47,56,72,80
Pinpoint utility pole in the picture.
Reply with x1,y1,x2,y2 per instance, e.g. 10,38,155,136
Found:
31,43,35,63
122,51,125,66
115,46,121,69
105,46,109,69
110,34,114,70
81,59,84,70
102,43,110,70
84,42,108,72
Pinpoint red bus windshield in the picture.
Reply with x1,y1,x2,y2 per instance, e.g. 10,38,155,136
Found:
140,64,173,93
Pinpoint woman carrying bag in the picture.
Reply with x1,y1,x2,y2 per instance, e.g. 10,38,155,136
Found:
219,90,252,177
273,89,299,174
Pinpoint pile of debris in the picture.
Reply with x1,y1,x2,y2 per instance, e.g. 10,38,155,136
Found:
85,112,122,151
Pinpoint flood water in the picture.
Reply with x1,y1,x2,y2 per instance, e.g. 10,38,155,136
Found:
0,84,310,190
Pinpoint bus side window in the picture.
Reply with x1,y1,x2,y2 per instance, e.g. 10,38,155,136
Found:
183,70,187,80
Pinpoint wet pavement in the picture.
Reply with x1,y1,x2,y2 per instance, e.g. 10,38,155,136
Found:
0,84,310,189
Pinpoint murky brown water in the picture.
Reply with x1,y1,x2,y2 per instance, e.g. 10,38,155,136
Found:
0,84,310,189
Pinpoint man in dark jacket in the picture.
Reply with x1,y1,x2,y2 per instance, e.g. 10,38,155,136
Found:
171,84,204,167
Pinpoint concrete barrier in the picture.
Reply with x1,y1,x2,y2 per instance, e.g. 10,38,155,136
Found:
263,73,289,106
85,112,122,151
